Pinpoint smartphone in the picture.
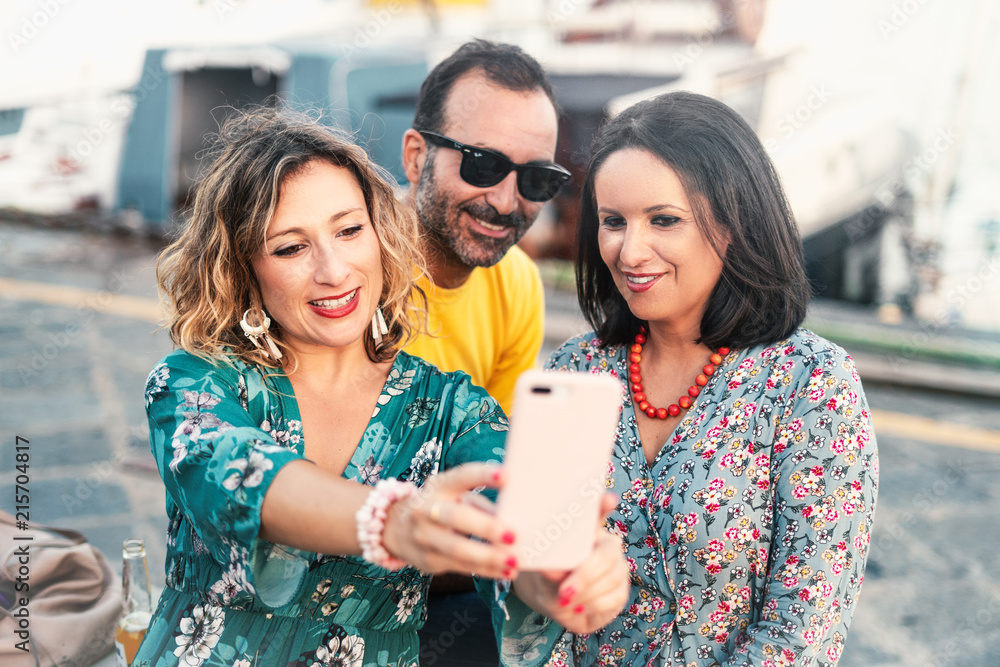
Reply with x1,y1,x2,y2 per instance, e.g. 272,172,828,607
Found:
497,370,622,570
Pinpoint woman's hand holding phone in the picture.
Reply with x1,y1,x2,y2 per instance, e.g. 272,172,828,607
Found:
382,463,519,580
513,493,630,635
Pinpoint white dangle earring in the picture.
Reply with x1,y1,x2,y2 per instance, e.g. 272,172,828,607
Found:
240,309,283,360
371,307,389,345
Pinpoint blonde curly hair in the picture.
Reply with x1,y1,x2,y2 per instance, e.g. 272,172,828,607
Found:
157,106,426,368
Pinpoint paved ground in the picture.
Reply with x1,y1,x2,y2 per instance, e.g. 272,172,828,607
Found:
2,219,999,665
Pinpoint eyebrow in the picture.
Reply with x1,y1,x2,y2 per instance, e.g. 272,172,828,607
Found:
266,207,365,242
597,203,690,215
644,204,689,215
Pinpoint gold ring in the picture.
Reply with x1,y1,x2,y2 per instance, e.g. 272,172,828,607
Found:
429,502,444,523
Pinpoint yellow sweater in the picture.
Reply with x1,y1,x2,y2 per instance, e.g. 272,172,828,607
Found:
403,246,545,416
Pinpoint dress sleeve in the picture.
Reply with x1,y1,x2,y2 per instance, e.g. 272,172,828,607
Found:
145,353,312,607
440,377,508,473
724,347,879,666
543,333,604,375
487,260,545,416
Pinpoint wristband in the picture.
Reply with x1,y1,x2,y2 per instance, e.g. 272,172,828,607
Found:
356,478,418,570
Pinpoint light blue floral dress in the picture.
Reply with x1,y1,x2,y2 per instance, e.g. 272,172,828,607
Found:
134,350,508,667
513,329,878,667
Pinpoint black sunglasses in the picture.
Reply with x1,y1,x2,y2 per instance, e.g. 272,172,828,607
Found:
418,131,571,202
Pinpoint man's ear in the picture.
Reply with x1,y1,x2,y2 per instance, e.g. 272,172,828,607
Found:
401,129,427,186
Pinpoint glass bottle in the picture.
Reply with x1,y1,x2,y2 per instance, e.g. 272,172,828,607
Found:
114,538,153,666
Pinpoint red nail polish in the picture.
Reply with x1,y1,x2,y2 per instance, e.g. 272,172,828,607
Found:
501,531,515,545
503,569,513,579
491,470,502,483
574,603,585,614
506,556,518,569
558,587,575,606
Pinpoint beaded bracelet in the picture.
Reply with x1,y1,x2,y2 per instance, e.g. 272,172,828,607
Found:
356,478,418,570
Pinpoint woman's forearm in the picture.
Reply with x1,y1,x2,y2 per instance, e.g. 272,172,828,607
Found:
258,460,517,580
258,459,369,554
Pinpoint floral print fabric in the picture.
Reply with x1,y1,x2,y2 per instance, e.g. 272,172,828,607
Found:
135,350,507,667
536,329,878,667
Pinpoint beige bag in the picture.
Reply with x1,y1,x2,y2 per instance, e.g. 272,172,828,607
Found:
0,511,122,666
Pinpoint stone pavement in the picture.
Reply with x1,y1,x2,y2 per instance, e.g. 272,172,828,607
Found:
2,219,1000,665
0,222,173,594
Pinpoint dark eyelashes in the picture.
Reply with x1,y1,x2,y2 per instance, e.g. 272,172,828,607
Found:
599,216,680,227
270,225,364,256
273,245,302,257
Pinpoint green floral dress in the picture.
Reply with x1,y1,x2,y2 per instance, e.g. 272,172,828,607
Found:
134,350,509,667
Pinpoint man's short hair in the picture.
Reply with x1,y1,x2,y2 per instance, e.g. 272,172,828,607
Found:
412,39,558,133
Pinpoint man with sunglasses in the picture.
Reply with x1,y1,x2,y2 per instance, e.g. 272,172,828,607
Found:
400,40,567,665
401,39,568,418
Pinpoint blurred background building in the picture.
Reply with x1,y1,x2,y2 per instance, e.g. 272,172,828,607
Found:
1,0,998,330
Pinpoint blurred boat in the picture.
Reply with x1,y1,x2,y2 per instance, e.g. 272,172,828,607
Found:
5,0,992,328
116,44,427,227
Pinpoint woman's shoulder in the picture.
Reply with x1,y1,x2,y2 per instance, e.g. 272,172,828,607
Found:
789,328,855,366
395,350,469,382
394,351,503,418
748,328,861,383
145,349,268,400
148,349,247,379
545,331,625,371
394,351,487,397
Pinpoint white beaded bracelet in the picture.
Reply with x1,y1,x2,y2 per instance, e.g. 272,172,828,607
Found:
356,478,418,570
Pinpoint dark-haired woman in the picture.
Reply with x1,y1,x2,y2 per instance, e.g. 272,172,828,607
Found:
526,92,878,666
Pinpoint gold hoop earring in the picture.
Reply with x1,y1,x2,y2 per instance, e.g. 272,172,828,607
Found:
240,309,283,360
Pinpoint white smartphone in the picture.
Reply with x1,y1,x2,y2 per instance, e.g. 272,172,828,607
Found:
497,370,622,570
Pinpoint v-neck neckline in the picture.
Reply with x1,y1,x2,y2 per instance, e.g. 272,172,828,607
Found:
626,345,731,476
270,354,405,480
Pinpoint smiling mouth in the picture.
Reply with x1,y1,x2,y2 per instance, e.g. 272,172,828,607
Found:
309,289,357,309
476,219,508,232
464,210,513,237
626,275,658,285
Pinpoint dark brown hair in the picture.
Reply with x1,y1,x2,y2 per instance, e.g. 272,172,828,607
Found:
411,38,558,133
577,91,809,349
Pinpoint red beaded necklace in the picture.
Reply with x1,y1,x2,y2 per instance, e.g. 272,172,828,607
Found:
628,325,730,420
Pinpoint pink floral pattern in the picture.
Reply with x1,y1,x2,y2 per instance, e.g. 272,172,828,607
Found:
542,329,878,666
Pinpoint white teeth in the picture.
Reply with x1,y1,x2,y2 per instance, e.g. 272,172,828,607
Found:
627,275,656,284
477,219,507,232
311,289,357,309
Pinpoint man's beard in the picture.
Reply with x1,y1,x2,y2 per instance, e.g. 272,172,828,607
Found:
415,154,531,269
